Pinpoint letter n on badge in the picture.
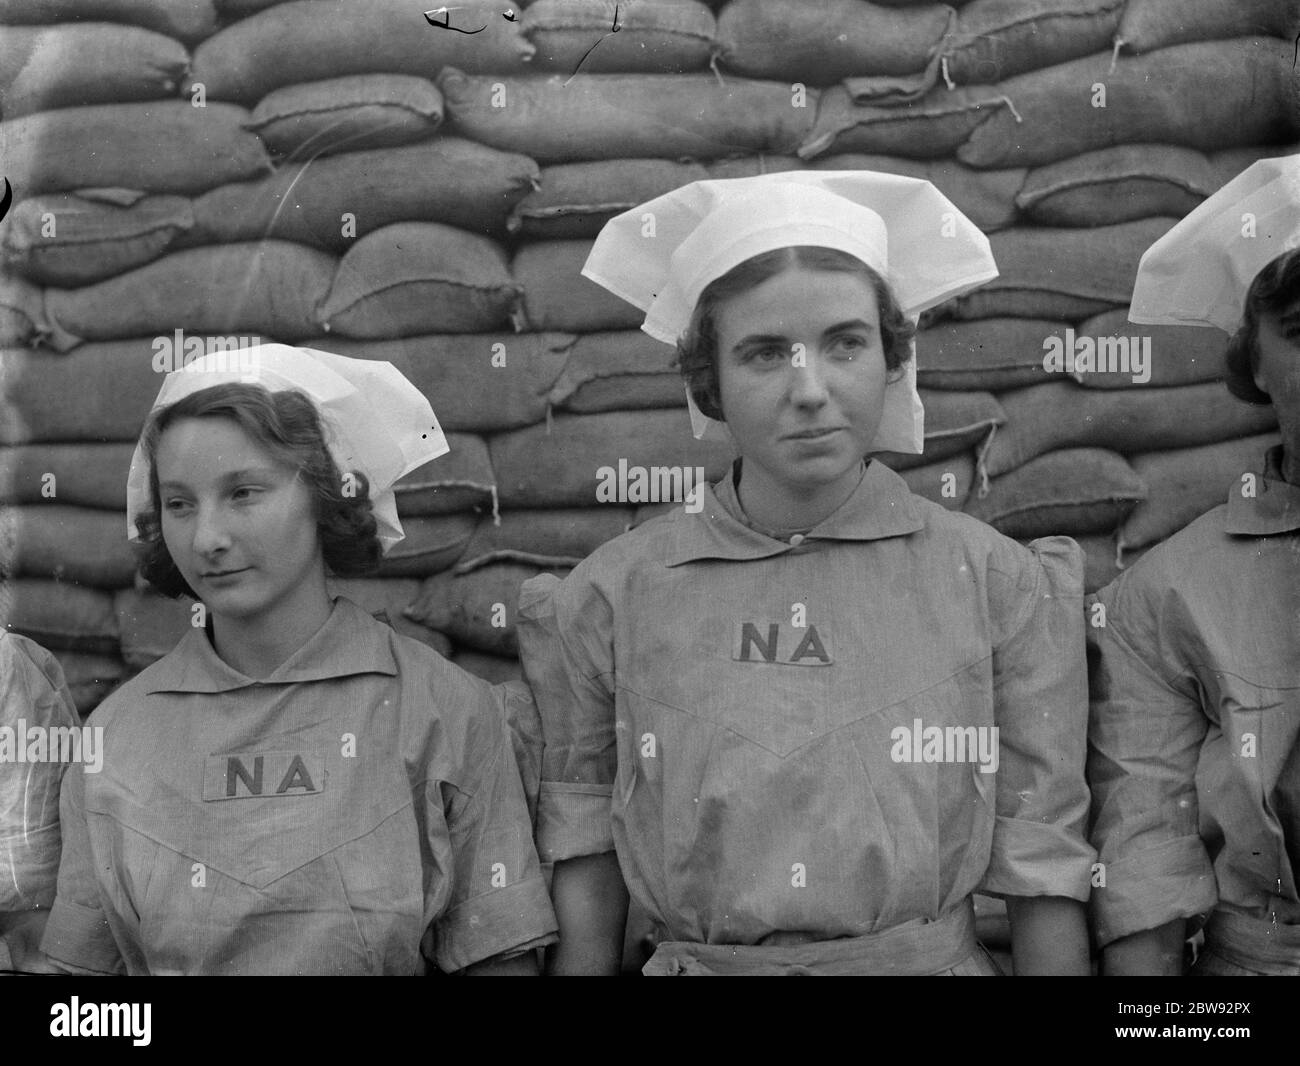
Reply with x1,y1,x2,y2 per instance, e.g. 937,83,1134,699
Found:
202,751,326,801
732,622,832,666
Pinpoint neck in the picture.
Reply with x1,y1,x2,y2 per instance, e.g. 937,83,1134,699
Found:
737,461,866,532
1282,443,1300,487
209,572,334,679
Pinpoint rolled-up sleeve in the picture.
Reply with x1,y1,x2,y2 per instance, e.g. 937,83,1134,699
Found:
39,764,124,974
978,536,1096,902
516,572,617,864
429,696,558,973
1086,577,1217,947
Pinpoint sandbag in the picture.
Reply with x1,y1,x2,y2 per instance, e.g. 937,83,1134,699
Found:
958,39,1300,169
450,648,523,685
112,588,195,669
188,0,535,106
244,74,445,159
716,0,952,91
1015,144,1218,226
873,389,1005,470
525,0,716,74
1066,309,1228,389
318,332,574,433
1,190,194,286
454,506,634,573
981,381,1279,478
318,223,519,339
490,408,735,508
394,433,496,517
0,578,119,654
0,443,135,508
439,68,818,163
935,218,1177,322
512,239,644,332
3,506,136,587
915,317,1064,391
325,576,453,655
547,330,684,413
799,84,1014,160
1053,531,1142,594
941,0,1124,84
0,102,272,197
0,270,47,348
376,513,476,578
1209,144,1300,189
50,648,127,716
0,24,188,119
189,138,539,249
812,153,1025,231
0,0,218,44
1118,432,1282,555
406,562,567,656
508,158,712,240
43,241,335,350
964,447,1145,538
883,452,976,511
1116,0,1300,54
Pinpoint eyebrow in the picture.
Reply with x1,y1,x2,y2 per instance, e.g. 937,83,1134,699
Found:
730,319,878,350
158,467,283,491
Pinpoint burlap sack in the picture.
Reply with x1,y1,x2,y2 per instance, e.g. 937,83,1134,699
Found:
964,447,1145,538
189,138,539,249
1067,309,1228,389
375,513,476,578
0,443,134,508
3,505,135,586
525,0,716,74
874,390,1005,470
513,239,645,332
982,381,1279,478
882,451,976,511
1,190,194,286
0,102,272,197
244,74,445,159
941,0,1124,84
915,317,1063,391
1119,432,1282,555
451,648,524,685
1016,144,1218,227
406,562,568,656
0,23,188,119
325,576,453,655
318,223,519,339
50,647,127,716
439,68,818,163
959,39,1300,169
43,240,336,350
454,506,635,573
1116,0,1300,53
394,433,496,517
0,578,120,654
0,270,48,348
188,0,534,105
547,330,684,414
0,0,218,44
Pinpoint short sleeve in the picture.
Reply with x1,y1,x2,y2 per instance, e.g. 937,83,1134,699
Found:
515,571,618,863
38,763,125,974
491,679,543,828
1086,573,1218,947
977,536,1097,902
428,694,557,973
0,633,80,914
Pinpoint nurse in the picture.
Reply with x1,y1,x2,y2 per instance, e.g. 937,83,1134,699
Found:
39,344,557,975
517,172,1097,975
1088,155,1300,976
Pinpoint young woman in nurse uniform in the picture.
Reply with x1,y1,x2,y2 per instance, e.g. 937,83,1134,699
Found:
517,172,1098,975
40,345,557,975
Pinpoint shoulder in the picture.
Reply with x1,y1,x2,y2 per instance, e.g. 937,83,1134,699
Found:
1095,504,1230,609
0,630,78,727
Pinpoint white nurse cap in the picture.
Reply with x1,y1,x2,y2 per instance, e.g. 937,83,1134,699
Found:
582,170,999,449
125,343,448,553
1129,153,1300,333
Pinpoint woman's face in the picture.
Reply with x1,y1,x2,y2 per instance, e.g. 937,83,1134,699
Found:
1253,294,1300,446
154,416,325,624
713,266,893,494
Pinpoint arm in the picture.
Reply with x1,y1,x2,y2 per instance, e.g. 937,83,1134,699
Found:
1006,895,1090,975
546,852,629,976
1101,919,1186,976
460,951,541,976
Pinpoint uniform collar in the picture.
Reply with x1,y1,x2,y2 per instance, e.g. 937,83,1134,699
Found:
1224,446,1300,536
665,459,924,566
143,595,399,694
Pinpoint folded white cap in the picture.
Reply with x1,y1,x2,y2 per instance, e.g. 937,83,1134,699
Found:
1129,153,1300,333
126,343,448,553
581,170,998,451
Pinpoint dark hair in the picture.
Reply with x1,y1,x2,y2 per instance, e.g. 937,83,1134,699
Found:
134,383,382,598
675,246,916,422
1224,247,1300,405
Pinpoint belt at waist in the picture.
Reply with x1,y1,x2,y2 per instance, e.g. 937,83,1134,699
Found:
643,899,980,976
1203,908,1300,975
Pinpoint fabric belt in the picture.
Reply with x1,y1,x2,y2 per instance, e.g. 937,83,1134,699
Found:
1202,908,1300,975
642,898,981,976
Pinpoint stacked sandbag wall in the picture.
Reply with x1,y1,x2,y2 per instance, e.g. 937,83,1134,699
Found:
1,0,1297,719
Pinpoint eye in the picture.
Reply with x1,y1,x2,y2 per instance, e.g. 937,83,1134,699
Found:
832,334,870,355
231,485,263,502
741,345,787,364
163,498,192,515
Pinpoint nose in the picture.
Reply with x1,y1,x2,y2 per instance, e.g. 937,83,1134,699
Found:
787,347,830,408
190,501,232,558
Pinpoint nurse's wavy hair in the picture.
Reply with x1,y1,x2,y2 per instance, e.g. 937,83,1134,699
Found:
676,246,916,422
133,383,382,599
1225,247,1300,405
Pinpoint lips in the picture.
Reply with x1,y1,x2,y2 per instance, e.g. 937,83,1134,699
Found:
784,427,844,440
202,568,248,579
